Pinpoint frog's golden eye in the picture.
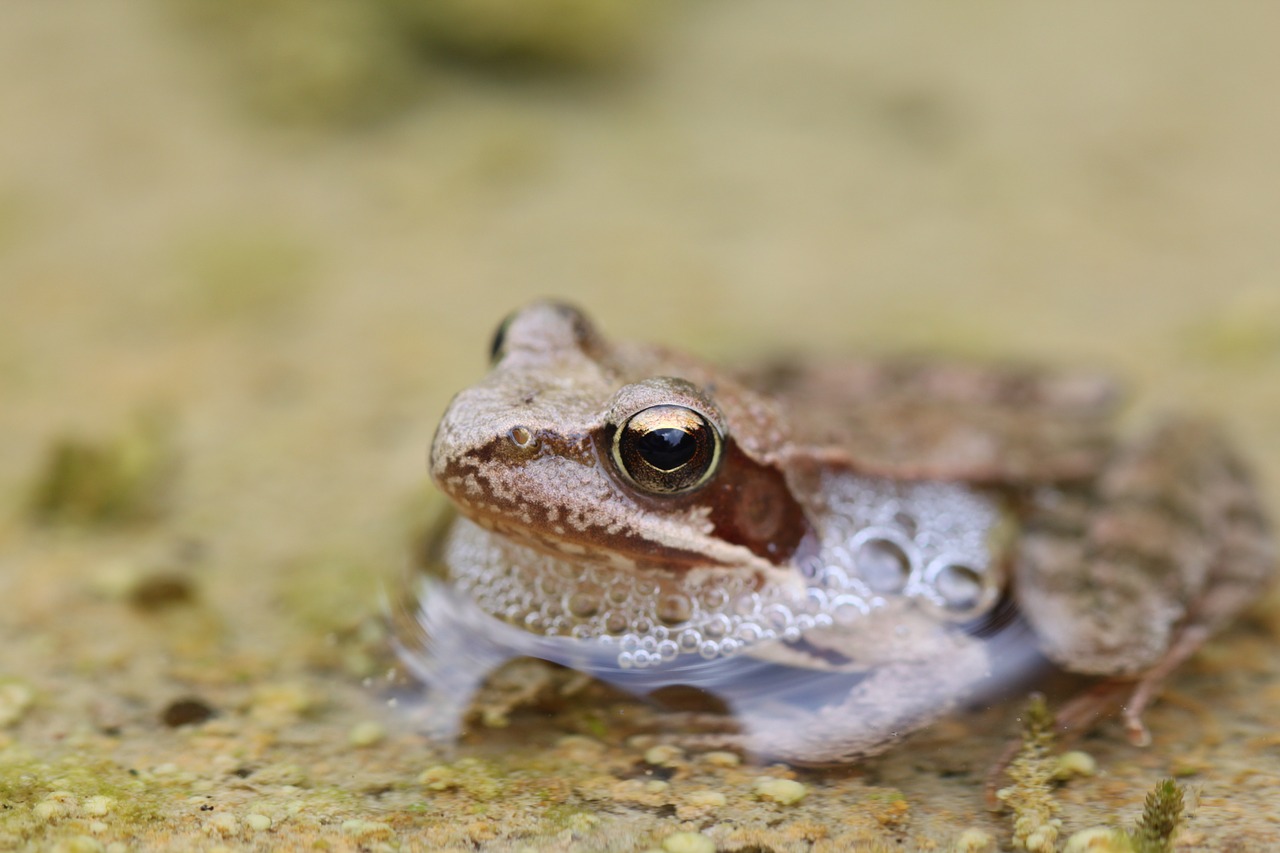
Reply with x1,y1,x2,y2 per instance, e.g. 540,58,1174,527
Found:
613,405,721,495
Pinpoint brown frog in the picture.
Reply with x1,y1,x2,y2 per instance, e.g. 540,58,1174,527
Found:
401,301,1274,763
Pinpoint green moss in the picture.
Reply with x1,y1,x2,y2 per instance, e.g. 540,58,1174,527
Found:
0,752,167,845
542,802,593,829
170,0,422,125
1121,778,1185,853
385,0,658,70
997,694,1062,852
26,412,176,528
163,0,665,128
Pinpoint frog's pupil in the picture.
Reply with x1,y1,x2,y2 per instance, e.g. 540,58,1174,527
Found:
638,427,697,471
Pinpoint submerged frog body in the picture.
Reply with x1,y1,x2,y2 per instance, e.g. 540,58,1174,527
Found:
399,302,1275,763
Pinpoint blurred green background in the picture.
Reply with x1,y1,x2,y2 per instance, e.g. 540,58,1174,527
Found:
2,1,1279,848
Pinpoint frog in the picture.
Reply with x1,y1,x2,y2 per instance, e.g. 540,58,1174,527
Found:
397,300,1275,765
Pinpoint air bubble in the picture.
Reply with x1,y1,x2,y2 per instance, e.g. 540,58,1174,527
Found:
701,587,729,610
568,587,602,618
933,563,984,612
656,593,693,626
536,575,564,598
657,640,678,660
762,603,793,631
698,641,719,660
733,592,760,618
703,614,731,639
892,511,918,537
678,629,701,652
604,611,628,635
820,565,850,589
855,537,911,593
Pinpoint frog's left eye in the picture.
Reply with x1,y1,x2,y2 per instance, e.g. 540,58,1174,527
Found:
612,405,721,495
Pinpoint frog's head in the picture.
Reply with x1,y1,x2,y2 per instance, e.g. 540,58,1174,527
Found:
429,302,812,574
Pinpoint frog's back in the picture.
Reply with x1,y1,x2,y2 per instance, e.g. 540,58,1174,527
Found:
738,357,1121,484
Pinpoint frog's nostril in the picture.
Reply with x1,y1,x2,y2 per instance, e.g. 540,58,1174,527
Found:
508,426,536,449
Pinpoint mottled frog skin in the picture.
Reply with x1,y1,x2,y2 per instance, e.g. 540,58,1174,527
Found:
402,301,1275,763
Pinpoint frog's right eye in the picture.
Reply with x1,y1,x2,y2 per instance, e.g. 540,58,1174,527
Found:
488,312,515,364
612,405,721,496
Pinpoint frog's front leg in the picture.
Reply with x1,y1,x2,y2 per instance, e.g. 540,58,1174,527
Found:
1016,418,1275,743
660,623,993,765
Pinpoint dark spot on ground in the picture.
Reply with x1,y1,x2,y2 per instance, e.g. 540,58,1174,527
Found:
162,697,216,728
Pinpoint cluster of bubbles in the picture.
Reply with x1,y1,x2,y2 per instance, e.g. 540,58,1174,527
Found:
442,474,1001,670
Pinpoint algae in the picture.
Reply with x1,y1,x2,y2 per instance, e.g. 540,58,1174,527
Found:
997,694,1061,853
1121,778,1185,853
26,413,176,528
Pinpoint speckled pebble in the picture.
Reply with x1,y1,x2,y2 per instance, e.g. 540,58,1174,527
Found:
34,791,77,822
418,764,459,790
702,751,741,767
644,744,684,766
555,734,605,761
204,813,239,837
754,776,807,805
1053,751,1098,780
953,827,997,852
662,830,717,853
83,796,114,817
684,790,727,809
348,720,386,747
1063,827,1128,852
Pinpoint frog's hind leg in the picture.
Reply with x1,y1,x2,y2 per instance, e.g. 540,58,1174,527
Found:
1015,417,1275,744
